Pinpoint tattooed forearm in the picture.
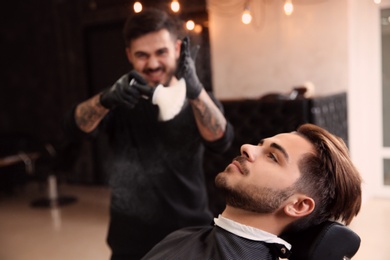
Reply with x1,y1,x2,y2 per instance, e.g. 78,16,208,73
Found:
76,105,103,130
75,94,108,133
190,91,227,141
192,99,223,135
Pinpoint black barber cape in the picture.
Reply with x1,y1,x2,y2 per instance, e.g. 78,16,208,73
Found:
142,224,291,260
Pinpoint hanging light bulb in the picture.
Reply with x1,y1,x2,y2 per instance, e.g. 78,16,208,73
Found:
186,20,195,31
194,24,203,34
133,2,142,13
241,2,252,25
284,0,294,16
242,10,252,24
171,0,180,13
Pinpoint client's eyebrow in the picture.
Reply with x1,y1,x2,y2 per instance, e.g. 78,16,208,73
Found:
259,139,289,161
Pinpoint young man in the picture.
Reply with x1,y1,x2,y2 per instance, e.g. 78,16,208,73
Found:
142,123,362,260
63,8,233,260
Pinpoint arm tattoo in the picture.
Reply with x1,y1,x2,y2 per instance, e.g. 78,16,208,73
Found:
76,106,101,129
75,95,107,132
192,98,224,137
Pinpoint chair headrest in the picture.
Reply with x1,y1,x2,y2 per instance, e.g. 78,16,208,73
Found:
280,221,361,260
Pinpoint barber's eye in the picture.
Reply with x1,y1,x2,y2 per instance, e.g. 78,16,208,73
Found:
267,153,278,163
135,53,148,60
157,49,168,56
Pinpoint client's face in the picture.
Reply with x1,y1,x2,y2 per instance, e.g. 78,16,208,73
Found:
215,132,314,213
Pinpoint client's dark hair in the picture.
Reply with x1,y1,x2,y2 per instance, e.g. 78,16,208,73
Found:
290,123,362,231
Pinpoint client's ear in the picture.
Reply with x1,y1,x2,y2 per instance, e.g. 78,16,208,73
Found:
284,195,315,218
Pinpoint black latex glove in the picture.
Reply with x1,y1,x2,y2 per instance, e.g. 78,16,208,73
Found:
131,78,155,99
99,70,147,109
175,36,203,100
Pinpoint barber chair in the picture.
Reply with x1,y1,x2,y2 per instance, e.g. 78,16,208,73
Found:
281,221,361,260
0,133,77,207
29,140,77,208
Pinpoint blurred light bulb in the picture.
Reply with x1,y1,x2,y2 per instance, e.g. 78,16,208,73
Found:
242,9,252,24
374,0,381,4
186,20,195,31
171,0,180,12
133,2,142,13
284,0,294,16
194,24,203,34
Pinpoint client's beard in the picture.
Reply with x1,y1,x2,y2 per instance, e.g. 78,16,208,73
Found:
215,173,295,214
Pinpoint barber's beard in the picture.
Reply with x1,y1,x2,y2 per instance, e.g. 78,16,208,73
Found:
215,175,295,213
144,67,175,87
163,70,175,86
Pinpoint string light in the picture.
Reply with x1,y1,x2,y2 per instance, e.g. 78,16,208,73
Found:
131,1,204,32
284,0,294,16
241,1,252,25
171,0,180,12
133,1,142,13
186,20,195,31
212,0,328,28
194,24,203,34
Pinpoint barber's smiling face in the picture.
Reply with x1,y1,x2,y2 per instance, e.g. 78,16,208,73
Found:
126,29,181,87
215,132,315,213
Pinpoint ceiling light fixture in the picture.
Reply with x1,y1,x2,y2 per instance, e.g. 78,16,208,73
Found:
241,1,252,25
133,1,142,13
171,0,180,13
186,20,195,31
284,0,294,16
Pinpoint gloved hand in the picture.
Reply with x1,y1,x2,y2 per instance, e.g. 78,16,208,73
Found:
99,70,148,109
175,36,203,100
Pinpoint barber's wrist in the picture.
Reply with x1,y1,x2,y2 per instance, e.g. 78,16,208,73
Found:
187,84,203,100
187,83,203,100
94,93,108,111
99,91,113,109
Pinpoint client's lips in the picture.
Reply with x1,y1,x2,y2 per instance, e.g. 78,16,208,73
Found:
232,160,244,175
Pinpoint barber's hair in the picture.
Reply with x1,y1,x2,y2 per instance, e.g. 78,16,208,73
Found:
294,123,362,229
123,8,182,46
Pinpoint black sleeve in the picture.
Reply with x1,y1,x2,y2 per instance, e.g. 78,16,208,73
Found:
202,92,234,153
